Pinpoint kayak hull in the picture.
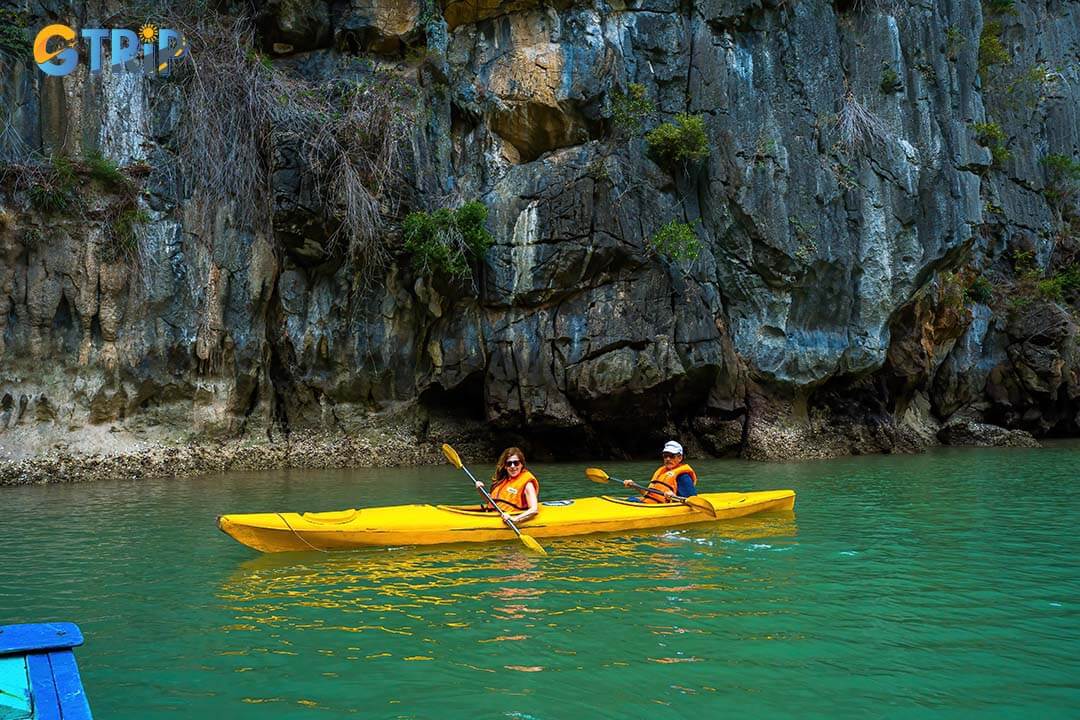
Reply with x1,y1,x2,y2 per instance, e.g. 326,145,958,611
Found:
218,490,796,553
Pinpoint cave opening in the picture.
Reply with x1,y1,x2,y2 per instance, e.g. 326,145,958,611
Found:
419,372,487,422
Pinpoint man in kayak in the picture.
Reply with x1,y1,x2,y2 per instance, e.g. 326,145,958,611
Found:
624,440,697,502
479,447,540,522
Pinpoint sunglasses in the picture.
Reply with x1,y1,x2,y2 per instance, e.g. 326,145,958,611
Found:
662,452,678,459
505,460,522,467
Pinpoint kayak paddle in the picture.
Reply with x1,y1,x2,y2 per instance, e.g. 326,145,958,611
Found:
441,443,547,555
584,467,718,518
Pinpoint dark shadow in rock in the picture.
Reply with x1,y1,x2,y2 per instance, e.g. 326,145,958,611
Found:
255,0,334,54
419,372,486,421
52,293,79,357
488,101,603,165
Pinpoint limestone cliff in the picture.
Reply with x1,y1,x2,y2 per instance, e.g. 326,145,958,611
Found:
0,0,1077,471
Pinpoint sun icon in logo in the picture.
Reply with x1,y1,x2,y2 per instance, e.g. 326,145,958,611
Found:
138,24,159,44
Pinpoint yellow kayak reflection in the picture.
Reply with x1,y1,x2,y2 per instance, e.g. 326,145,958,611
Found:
220,511,798,604
217,490,796,553
216,513,798,663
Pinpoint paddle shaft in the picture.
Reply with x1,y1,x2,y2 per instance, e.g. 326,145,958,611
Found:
623,478,694,505
460,464,531,540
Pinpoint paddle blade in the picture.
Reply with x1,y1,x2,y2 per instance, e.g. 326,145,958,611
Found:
686,496,717,518
520,534,547,555
584,467,611,484
441,443,463,470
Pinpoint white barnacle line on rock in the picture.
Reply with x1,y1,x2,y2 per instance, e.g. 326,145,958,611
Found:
99,64,150,165
510,200,540,297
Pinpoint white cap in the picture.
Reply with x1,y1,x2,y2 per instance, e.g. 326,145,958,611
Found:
662,441,683,455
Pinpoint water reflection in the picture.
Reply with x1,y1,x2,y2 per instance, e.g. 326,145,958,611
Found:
218,513,797,627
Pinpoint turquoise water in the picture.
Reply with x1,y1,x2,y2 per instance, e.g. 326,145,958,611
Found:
2,446,1079,718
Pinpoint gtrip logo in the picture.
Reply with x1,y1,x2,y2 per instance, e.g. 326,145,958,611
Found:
34,23,188,77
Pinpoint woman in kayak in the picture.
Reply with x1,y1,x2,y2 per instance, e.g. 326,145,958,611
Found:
478,447,540,522
624,440,697,503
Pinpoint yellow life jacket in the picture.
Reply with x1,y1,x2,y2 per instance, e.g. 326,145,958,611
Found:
642,463,696,504
489,469,540,512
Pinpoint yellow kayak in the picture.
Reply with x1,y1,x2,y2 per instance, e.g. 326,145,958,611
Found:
217,490,796,553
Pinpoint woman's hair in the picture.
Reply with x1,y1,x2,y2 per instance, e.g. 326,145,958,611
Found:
492,447,527,484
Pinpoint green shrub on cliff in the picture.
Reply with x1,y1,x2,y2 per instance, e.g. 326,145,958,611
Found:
972,121,1011,167
978,20,1010,75
27,155,78,213
0,9,31,59
1041,153,1080,205
100,203,149,264
944,26,965,59
985,0,1017,15
403,201,493,278
965,275,994,304
646,114,710,167
650,220,701,262
611,83,654,138
84,149,129,191
1036,266,1080,302
880,65,903,93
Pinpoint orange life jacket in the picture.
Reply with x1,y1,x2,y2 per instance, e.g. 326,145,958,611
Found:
642,463,696,504
489,469,540,512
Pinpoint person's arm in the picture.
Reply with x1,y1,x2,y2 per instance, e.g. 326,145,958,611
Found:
509,482,539,523
476,478,490,509
675,472,696,497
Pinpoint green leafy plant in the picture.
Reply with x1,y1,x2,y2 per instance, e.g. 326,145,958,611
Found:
21,228,42,252
84,149,128,190
100,204,149,263
989,144,1012,166
1033,265,1080,301
244,47,273,73
587,156,611,183
1001,64,1060,110
972,121,1011,167
978,20,1010,74
645,114,710,167
0,9,31,59
1041,153,1080,206
1011,248,1037,272
915,60,938,85
402,201,493,278
650,220,701,262
964,274,994,304
28,155,78,213
754,134,779,170
789,216,818,263
944,26,966,59
985,0,1017,15
880,65,903,93
610,83,654,138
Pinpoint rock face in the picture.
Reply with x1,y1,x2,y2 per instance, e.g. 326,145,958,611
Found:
938,419,1040,448
0,0,1078,468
